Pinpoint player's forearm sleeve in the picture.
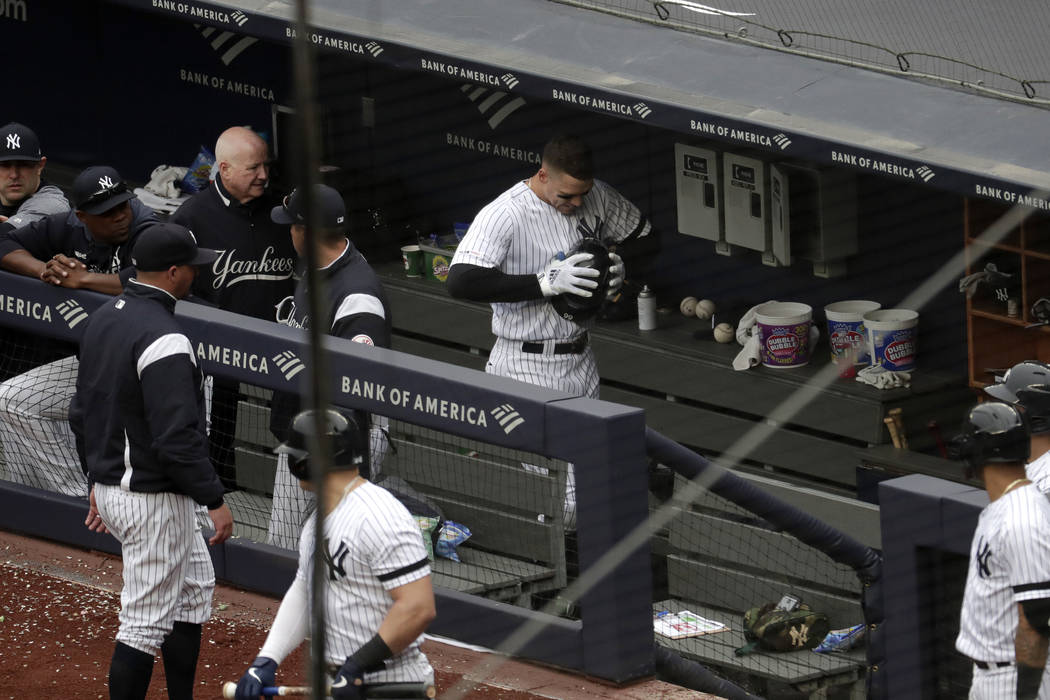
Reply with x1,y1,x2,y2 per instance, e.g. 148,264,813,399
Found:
259,576,310,664
446,263,543,302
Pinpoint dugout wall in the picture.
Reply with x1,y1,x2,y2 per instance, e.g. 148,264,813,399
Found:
6,0,1050,376
0,271,654,683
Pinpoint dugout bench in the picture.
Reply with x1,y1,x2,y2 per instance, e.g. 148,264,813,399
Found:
230,388,570,608
654,475,868,699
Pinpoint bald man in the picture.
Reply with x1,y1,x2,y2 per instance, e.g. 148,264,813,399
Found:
171,126,297,489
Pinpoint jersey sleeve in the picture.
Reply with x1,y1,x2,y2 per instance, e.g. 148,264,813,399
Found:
593,180,650,245
361,504,431,591
330,293,390,347
1003,496,1050,602
0,213,65,261
451,203,514,270
138,333,225,507
2,186,70,230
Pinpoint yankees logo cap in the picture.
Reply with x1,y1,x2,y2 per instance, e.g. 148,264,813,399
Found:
132,222,219,271
271,183,346,229
0,122,42,162
73,165,137,215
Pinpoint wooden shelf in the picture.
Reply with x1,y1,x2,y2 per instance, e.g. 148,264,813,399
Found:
965,199,1050,387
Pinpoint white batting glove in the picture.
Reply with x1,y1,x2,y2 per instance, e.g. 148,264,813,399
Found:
537,252,599,298
606,252,624,299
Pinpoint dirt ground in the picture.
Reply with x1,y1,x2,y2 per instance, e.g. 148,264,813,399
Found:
0,530,712,699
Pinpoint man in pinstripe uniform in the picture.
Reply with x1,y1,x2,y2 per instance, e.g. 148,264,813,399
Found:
984,360,1050,495
949,402,1050,699
447,133,652,527
266,184,393,550
235,409,435,699
69,222,234,700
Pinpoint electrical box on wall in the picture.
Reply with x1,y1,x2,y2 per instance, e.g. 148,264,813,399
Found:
723,153,790,265
774,163,859,278
674,143,726,251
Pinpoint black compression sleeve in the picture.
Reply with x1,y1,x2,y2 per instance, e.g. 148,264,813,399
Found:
446,263,543,302
1017,662,1042,699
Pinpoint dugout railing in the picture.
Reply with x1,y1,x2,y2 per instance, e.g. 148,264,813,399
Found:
0,270,653,683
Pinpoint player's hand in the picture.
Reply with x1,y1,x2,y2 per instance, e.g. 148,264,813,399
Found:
606,252,624,299
40,254,84,286
537,253,599,298
208,503,234,545
330,657,365,699
234,656,277,700
84,487,108,534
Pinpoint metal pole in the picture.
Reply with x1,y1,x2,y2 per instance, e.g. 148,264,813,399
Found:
291,1,330,698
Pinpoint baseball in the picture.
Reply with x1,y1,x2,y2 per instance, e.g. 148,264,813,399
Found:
714,322,735,343
680,296,698,317
696,299,716,319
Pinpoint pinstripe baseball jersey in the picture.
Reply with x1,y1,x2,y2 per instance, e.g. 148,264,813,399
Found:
297,480,432,682
452,178,648,342
956,483,1050,664
1027,450,1050,495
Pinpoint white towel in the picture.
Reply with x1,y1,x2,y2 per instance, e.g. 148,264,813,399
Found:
733,302,774,371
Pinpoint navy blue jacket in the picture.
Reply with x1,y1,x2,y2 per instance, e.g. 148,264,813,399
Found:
170,177,296,319
0,198,156,274
269,239,391,444
69,279,225,508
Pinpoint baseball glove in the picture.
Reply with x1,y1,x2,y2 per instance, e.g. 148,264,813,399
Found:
550,238,612,323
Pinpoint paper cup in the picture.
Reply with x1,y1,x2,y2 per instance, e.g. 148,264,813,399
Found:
401,245,423,278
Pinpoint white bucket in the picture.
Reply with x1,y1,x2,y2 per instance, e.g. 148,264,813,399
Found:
755,302,814,369
825,300,881,365
864,309,919,371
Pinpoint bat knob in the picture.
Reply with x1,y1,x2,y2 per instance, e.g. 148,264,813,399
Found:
222,681,237,699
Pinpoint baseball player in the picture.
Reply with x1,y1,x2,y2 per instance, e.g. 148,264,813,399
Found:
0,122,69,232
447,133,653,527
949,402,1050,699
0,165,157,497
985,360,1050,494
69,222,234,700
266,184,392,550
235,408,434,700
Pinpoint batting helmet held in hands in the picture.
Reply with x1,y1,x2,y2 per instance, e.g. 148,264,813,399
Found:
550,237,612,324
985,360,1050,433
947,402,1030,472
275,408,365,481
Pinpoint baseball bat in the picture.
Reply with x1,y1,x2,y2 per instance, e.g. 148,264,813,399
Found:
221,681,436,698
883,416,902,449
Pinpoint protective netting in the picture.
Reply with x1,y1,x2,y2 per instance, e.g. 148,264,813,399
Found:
553,0,1050,105
654,474,866,696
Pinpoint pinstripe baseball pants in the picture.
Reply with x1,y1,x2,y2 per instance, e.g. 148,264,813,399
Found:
970,663,1050,699
94,483,214,655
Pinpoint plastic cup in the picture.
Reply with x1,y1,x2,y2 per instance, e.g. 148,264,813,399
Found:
401,245,423,278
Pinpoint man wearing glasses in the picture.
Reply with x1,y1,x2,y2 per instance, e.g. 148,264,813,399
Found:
0,165,157,497
0,122,69,233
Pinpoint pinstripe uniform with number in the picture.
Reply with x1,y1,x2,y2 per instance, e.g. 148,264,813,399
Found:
69,279,226,655
956,483,1050,698
451,178,648,399
267,239,392,550
259,480,433,683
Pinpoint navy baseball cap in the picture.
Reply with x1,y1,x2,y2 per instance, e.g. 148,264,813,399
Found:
271,184,346,228
0,123,42,162
132,223,218,271
73,166,137,215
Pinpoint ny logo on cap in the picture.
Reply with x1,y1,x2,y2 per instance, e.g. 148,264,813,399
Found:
98,175,116,189
5,134,19,150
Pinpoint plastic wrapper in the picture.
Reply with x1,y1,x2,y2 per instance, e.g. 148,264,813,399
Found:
814,623,866,653
180,145,215,194
435,520,471,562
414,515,439,561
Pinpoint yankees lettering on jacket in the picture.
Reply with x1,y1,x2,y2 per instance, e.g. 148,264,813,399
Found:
208,245,295,290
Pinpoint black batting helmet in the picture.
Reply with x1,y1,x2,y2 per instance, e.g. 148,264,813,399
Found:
985,360,1050,433
274,409,365,481
550,238,612,324
947,402,1030,472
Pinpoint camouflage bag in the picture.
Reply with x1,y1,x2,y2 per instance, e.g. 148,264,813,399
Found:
734,602,831,656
